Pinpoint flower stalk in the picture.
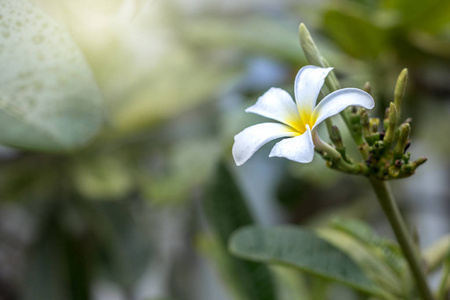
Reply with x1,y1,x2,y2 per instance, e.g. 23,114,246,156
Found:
369,178,434,300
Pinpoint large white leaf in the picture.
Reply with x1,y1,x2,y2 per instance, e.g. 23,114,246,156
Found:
0,0,103,151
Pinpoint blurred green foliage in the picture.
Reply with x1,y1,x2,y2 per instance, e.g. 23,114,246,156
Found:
0,0,103,151
0,0,448,299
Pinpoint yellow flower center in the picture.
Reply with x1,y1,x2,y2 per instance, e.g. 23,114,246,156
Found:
286,109,317,134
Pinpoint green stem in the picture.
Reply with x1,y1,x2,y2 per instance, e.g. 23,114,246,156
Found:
368,178,434,300
313,130,365,174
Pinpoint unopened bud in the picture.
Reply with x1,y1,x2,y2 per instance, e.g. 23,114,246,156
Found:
394,68,408,124
388,165,400,178
371,140,384,157
394,123,410,159
299,24,340,91
330,125,343,149
384,103,397,146
370,118,379,133
299,23,324,68
363,81,371,94
412,157,427,167
402,157,427,175
366,133,380,146
361,110,370,137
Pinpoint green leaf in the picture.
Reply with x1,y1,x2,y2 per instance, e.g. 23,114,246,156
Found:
270,266,311,300
323,8,386,59
382,0,450,33
91,201,152,290
0,0,103,151
24,229,71,300
317,228,408,298
423,234,450,273
24,204,93,300
203,162,276,300
328,218,408,276
229,225,391,299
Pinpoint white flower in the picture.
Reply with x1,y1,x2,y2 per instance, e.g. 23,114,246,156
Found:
232,65,374,166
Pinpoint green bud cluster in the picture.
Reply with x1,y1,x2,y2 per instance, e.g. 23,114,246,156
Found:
299,24,426,180
362,71,426,179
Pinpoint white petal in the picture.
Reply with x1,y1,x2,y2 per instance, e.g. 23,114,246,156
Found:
312,88,374,130
232,123,297,166
245,87,300,129
269,125,315,163
294,66,333,113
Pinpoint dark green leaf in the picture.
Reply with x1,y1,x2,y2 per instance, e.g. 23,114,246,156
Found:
328,218,407,276
317,228,408,298
203,161,276,300
323,8,386,59
230,225,390,298
382,0,450,33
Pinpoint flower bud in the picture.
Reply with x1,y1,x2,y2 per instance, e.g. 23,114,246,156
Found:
370,118,379,133
388,165,400,178
299,23,324,68
384,103,397,146
401,157,427,176
394,123,410,160
412,157,427,167
299,24,340,91
394,68,408,124
363,81,371,94
361,109,370,137
330,125,343,149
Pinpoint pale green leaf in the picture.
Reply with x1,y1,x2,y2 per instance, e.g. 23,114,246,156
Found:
270,265,311,300
0,0,103,151
423,234,450,273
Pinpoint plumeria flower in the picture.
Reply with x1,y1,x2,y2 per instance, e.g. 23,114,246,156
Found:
232,66,374,166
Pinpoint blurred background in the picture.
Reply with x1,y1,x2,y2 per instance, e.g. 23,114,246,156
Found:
0,0,449,299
